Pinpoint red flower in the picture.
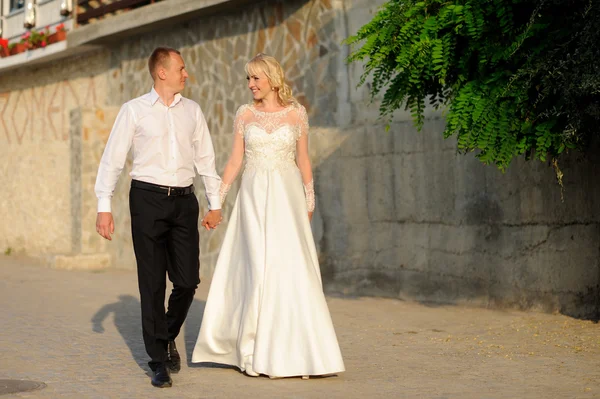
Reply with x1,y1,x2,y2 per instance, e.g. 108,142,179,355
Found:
41,41,47,47
56,23,65,32
0,38,8,49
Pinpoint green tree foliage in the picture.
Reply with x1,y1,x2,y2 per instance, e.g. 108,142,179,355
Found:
346,0,600,171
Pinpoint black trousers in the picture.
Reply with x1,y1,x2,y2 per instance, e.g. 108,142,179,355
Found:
129,181,200,370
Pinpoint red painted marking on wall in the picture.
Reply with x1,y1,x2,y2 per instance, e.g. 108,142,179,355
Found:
46,83,60,140
0,93,11,144
0,77,99,145
11,90,28,145
31,86,46,141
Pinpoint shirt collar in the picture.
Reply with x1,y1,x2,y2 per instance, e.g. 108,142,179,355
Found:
149,87,183,108
149,87,160,105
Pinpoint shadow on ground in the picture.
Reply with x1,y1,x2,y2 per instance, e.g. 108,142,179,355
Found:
91,295,148,371
91,294,214,375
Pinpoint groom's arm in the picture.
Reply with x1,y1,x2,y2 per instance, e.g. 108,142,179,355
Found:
192,104,222,211
95,103,136,240
192,104,222,230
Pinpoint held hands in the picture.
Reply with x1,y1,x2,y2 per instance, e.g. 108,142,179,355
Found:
308,211,313,222
201,209,223,231
96,212,115,241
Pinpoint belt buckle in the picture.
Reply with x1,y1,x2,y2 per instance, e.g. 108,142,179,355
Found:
168,187,171,196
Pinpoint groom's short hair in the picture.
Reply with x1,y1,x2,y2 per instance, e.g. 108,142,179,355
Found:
148,47,181,80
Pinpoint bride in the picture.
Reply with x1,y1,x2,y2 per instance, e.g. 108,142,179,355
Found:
192,53,345,379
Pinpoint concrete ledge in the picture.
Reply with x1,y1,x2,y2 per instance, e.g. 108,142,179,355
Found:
53,253,111,271
0,0,257,75
0,41,101,74
68,0,259,48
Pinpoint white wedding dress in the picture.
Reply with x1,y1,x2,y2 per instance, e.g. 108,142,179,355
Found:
192,103,345,378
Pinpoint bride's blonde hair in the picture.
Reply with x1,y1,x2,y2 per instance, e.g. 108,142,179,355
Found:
245,53,295,106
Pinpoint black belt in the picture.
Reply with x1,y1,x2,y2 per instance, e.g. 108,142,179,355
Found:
131,180,194,196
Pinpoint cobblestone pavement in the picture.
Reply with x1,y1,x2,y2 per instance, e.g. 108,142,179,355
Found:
1,255,599,399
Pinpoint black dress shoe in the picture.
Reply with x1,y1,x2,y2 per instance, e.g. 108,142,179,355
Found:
168,340,181,373
151,363,172,388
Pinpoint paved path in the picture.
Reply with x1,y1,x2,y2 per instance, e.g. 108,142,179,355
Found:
1,255,599,398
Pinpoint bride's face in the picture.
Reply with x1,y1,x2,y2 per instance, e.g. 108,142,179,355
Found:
247,70,274,101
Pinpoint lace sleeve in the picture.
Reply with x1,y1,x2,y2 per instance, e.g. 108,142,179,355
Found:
296,102,309,140
220,105,247,204
295,104,315,212
303,180,315,212
234,104,247,137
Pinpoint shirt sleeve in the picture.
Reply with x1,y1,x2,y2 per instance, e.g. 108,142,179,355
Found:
94,103,136,213
193,104,222,210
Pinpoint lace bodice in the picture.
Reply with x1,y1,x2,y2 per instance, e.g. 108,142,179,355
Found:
219,102,315,211
234,103,307,173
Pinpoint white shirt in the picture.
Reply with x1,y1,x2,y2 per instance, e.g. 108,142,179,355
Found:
95,88,222,212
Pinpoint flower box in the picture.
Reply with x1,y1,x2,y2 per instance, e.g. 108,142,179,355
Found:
48,30,66,45
9,43,28,55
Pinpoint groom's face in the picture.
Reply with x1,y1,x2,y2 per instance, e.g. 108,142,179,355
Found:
164,53,188,93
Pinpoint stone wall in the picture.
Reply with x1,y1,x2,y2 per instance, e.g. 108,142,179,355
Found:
334,0,600,319
0,51,109,262
0,0,598,318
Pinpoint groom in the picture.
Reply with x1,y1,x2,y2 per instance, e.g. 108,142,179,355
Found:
95,47,222,388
